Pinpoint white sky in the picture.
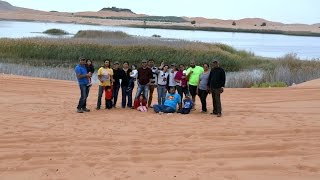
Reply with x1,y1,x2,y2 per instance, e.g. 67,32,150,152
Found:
4,0,320,24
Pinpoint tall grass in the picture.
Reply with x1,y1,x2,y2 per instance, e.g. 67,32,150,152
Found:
263,54,320,85
1,31,320,87
0,36,266,71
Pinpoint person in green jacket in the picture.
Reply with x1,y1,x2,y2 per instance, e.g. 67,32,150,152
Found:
186,59,204,110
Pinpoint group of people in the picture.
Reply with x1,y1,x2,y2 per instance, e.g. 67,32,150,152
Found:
75,56,226,117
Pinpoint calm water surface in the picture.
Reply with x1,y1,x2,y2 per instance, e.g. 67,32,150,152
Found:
1,20,319,59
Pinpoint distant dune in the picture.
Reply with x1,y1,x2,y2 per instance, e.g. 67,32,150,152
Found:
0,0,18,11
0,0,319,35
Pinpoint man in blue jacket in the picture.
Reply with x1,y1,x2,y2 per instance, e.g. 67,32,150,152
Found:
75,57,92,113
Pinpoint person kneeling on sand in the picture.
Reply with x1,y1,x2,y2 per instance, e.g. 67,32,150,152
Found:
177,95,193,114
134,94,148,112
154,87,181,114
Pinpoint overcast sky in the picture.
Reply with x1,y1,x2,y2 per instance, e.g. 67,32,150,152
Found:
4,0,320,24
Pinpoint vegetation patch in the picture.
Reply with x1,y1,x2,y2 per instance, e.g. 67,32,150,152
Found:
43,28,69,35
74,30,130,39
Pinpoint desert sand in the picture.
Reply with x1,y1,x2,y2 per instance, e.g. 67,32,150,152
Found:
0,74,320,180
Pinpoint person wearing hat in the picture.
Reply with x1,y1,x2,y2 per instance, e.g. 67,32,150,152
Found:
207,60,226,117
112,61,122,108
135,59,153,101
75,56,92,113
96,59,114,110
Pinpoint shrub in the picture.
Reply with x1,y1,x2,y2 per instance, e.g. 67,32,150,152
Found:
232,21,236,26
251,81,287,88
43,29,68,35
261,22,267,26
152,34,161,38
74,30,130,39
191,20,196,25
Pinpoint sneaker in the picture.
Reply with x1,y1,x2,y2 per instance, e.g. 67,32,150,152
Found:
159,111,164,115
217,113,222,117
77,109,84,113
210,112,218,115
201,110,207,114
96,107,100,110
82,108,90,112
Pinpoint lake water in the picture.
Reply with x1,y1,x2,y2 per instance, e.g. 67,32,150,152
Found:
1,20,320,59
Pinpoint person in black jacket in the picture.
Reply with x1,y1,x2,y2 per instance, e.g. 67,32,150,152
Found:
112,61,122,108
207,60,226,117
85,59,95,87
120,61,133,108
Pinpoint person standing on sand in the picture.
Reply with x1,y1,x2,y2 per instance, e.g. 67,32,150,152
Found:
207,60,226,117
167,63,178,91
75,56,92,113
96,59,114,110
186,59,204,110
120,61,133,108
198,63,210,113
175,64,189,102
112,61,122,108
157,64,169,105
135,59,153,101
147,59,161,108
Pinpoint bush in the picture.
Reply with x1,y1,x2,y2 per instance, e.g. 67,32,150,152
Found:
152,34,161,38
261,22,267,26
251,81,287,88
191,20,196,25
74,30,130,39
43,29,68,35
232,21,236,26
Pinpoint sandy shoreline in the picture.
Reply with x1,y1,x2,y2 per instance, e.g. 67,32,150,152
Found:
0,74,320,179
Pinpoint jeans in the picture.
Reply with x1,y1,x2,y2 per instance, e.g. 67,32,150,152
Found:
113,83,120,107
198,89,208,112
157,85,167,105
135,84,149,100
77,84,90,110
211,88,222,114
121,85,133,108
177,108,191,114
97,85,106,108
154,105,175,113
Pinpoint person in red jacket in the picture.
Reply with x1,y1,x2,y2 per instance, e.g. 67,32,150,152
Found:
105,85,113,109
134,94,148,112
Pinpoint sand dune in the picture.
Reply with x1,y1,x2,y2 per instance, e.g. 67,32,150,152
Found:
0,1,319,34
0,74,320,179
